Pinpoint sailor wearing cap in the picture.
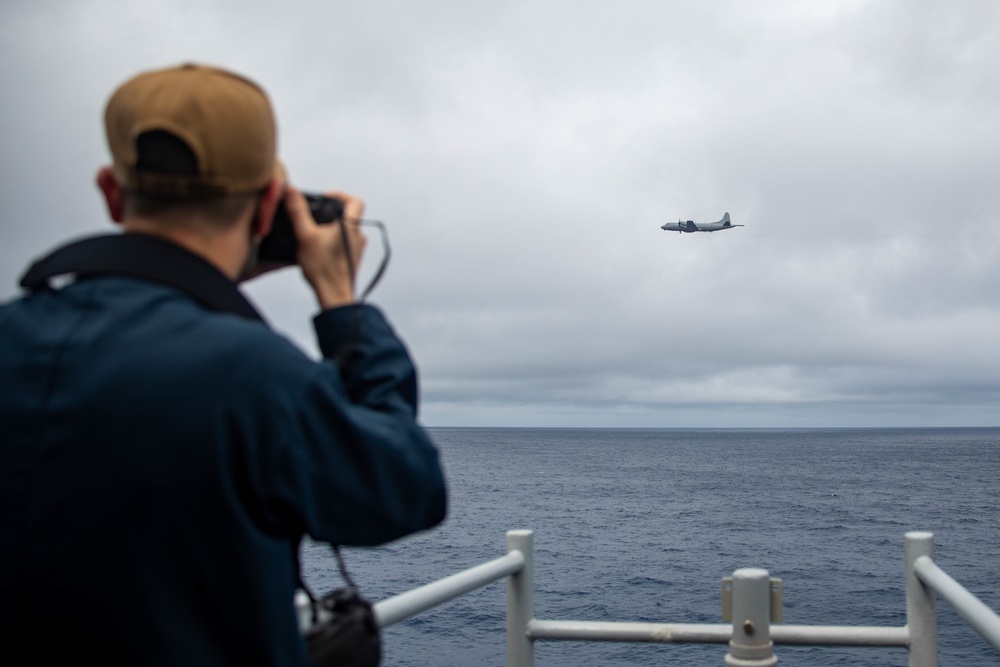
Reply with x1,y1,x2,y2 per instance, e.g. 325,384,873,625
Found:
0,63,446,666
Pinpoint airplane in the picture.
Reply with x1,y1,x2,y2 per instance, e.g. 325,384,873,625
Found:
660,212,743,233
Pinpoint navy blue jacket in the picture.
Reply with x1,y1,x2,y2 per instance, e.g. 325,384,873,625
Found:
0,237,446,665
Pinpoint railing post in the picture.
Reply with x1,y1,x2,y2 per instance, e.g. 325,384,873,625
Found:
507,530,534,667
725,568,778,666
906,531,937,667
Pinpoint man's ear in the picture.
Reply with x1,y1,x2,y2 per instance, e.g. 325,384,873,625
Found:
96,167,124,223
252,178,284,240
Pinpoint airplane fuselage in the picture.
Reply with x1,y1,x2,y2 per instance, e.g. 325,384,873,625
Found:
660,212,742,233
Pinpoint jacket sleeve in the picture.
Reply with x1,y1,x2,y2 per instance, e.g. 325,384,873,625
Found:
273,304,446,546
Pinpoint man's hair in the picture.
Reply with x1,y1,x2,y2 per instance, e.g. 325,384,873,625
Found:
123,130,258,224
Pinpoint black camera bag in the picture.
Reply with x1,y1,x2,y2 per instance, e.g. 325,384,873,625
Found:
304,586,381,667
300,546,381,667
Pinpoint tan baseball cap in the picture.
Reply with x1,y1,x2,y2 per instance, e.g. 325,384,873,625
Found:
105,63,279,198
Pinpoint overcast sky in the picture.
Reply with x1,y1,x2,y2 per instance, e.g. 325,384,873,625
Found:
2,1,998,427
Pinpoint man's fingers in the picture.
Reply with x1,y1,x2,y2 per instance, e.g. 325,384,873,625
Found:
321,190,368,268
284,187,313,237
285,186,371,309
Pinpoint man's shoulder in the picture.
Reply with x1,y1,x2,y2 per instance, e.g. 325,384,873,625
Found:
34,275,315,376
121,278,314,368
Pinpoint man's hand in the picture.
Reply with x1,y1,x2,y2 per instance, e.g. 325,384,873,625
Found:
285,186,367,310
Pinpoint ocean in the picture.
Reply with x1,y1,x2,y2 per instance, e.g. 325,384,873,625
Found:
301,427,1000,666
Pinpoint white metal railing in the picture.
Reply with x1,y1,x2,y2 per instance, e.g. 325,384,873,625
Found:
913,550,1000,653
365,530,1000,666
373,549,525,627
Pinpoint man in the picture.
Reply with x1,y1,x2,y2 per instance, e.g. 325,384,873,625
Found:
0,63,446,665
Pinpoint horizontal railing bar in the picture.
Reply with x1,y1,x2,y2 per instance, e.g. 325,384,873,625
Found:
914,555,1000,652
374,550,525,628
528,620,731,643
528,620,910,647
771,625,910,647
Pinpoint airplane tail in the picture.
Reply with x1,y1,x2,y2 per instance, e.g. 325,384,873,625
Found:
720,212,731,227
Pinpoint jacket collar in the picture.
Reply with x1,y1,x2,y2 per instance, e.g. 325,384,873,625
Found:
19,233,265,323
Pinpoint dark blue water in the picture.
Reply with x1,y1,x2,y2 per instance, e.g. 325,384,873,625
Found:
302,428,1000,666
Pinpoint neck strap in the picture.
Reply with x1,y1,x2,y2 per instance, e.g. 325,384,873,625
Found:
19,233,265,323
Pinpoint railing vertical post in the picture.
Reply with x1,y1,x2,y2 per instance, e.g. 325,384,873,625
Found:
906,531,937,667
506,530,534,667
725,568,777,666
